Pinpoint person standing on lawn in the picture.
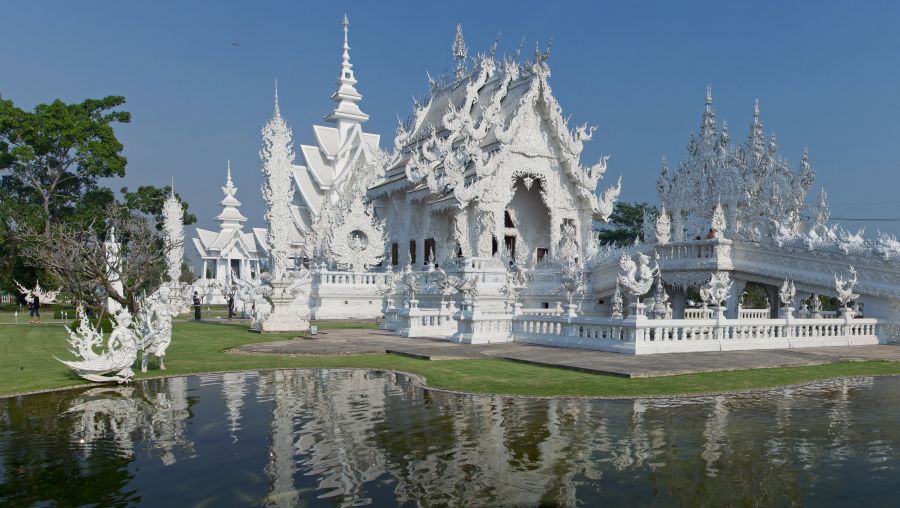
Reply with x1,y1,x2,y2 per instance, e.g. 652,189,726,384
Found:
31,293,41,323
193,291,201,321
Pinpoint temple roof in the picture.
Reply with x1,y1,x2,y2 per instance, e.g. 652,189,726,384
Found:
216,161,247,229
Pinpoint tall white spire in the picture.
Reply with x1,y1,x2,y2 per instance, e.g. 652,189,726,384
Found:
217,160,247,230
326,14,368,124
452,23,467,79
261,84,296,280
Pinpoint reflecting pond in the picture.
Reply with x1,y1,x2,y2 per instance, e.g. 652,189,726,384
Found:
1,370,899,507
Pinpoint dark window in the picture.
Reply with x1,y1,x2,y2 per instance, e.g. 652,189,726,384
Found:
391,243,399,266
541,302,550,309
424,238,436,263
504,210,514,228
537,248,548,262
491,236,498,255
504,235,516,258
409,240,417,265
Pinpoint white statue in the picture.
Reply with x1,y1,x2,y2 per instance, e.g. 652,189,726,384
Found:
655,207,671,245
399,264,419,302
235,277,272,329
502,259,528,304
650,273,670,319
326,195,386,271
700,272,732,308
136,284,187,372
779,279,796,307
611,282,624,319
835,266,860,310
616,252,658,300
14,280,60,305
57,307,140,384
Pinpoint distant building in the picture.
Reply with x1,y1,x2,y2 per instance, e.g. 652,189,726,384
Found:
193,162,266,302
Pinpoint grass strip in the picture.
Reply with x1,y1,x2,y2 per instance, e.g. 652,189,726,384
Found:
1,320,898,398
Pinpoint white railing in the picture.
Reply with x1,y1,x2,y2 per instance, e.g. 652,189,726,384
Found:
317,271,389,286
518,307,565,317
684,308,713,319
508,314,881,354
454,312,514,344
738,308,770,319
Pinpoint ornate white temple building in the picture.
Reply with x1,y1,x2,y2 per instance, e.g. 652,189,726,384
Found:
215,17,899,351
193,162,266,303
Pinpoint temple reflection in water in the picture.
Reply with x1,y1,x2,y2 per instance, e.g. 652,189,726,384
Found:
1,370,898,506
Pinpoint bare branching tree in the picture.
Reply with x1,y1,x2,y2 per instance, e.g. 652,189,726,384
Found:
15,204,169,312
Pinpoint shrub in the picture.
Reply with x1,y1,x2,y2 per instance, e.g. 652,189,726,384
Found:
69,316,114,333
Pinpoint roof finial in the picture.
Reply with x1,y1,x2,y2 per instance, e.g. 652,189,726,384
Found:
489,30,501,59
326,14,368,123
342,14,351,70
706,84,712,106
170,176,175,196
452,23,467,79
273,79,281,117
226,160,233,187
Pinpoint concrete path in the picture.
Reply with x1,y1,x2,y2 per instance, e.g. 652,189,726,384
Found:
232,328,900,378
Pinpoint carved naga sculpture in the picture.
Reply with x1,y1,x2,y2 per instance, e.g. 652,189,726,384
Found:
779,280,796,307
616,252,658,301
57,307,140,384
835,266,860,310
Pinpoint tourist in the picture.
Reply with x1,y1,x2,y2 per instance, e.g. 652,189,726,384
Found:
227,294,234,319
193,291,201,320
705,228,716,240
31,293,40,324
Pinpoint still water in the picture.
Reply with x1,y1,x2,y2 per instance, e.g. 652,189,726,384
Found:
1,370,899,507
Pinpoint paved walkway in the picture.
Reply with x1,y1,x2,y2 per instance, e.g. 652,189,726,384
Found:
233,328,900,378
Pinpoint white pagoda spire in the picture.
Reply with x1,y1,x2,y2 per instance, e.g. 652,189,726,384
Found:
326,14,368,124
452,23,467,79
216,160,247,230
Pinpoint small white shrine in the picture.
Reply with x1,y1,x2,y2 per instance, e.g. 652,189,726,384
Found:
245,18,899,350
193,162,266,303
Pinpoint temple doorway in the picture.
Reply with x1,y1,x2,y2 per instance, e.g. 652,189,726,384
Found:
505,177,551,264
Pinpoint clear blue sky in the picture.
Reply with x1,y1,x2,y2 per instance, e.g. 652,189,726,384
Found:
5,0,900,242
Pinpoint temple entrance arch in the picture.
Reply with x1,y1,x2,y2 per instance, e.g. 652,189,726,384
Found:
504,175,551,265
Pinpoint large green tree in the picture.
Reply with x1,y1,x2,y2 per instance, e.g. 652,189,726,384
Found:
0,96,195,301
122,185,197,228
0,96,130,233
595,201,656,246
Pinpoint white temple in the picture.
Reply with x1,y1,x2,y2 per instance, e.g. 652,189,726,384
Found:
242,18,899,350
193,162,266,303
289,14,382,256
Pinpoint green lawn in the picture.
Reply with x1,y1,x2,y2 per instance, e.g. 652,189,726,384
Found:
1,320,899,398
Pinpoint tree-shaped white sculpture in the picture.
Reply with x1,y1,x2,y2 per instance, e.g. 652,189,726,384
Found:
257,83,310,331
57,307,140,384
